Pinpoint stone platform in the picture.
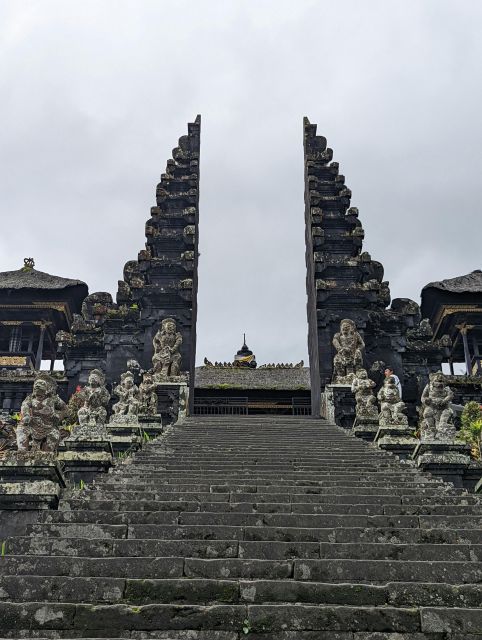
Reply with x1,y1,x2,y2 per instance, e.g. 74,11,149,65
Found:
0,415,481,638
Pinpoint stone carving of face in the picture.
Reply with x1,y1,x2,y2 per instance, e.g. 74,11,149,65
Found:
164,321,175,334
33,379,49,399
340,321,352,335
358,370,367,380
89,373,100,387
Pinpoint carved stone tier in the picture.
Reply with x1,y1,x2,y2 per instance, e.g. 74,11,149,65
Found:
138,414,163,439
303,118,448,417
375,425,418,460
321,385,355,430
107,415,142,453
58,430,114,483
352,418,379,442
412,441,471,488
0,454,66,510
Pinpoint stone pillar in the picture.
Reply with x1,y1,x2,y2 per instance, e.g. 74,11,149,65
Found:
321,384,355,429
156,382,189,425
35,324,46,370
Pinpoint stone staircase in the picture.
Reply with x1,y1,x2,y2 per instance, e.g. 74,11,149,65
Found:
0,415,481,639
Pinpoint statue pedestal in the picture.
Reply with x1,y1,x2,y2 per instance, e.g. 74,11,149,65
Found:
321,385,355,429
156,382,189,424
139,414,163,439
58,430,114,484
107,415,142,453
0,454,66,510
352,417,379,442
412,441,471,488
375,424,418,460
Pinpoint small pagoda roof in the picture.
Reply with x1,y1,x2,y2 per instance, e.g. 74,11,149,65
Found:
0,261,88,324
422,270,482,295
0,267,87,291
421,269,482,341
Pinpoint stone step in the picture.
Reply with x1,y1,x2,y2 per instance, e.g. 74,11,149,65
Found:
33,509,482,529
56,497,482,516
1,576,481,609
13,522,482,544
5,535,480,562
2,415,481,638
89,482,458,496
63,491,476,506
0,601,481,635
0,555,482,584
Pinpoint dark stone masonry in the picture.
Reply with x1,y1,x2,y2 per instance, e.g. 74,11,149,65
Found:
0,116,481,638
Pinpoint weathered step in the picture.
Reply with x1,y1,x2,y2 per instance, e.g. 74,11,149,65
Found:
2,554,480,584
92,482,461,496
4,536,241,558
1,576,481,609
2,601,480,635
57,497,482,517
34,510,432,528
65,490,476,506
7,536,479,562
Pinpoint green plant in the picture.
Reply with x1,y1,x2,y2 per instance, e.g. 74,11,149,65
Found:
11,413,21,422
242,619,251,635
78,479,85,491
142,431,152,442
130,303,139,310
458,401,482,459
1,541,6,558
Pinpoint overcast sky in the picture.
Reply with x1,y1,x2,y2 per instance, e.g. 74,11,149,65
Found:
1,1,481,365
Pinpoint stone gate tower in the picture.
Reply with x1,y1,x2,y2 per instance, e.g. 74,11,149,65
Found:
303,117,447,417
59,116,201,411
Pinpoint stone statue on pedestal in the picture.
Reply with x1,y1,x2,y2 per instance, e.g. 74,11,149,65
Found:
16,374,67,455
420,373,455,442
332,319,365,384
152,318,183,379
351,369,378,423
74,369,110,438
112,371,140,418
377,376,408,427
139,372,158,415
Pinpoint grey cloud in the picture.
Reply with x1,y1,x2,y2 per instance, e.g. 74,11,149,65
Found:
0,0,481,365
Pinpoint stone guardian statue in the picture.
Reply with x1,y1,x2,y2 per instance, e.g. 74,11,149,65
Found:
420,373,455,442
74,369,111,438
139,371,159,415
152,317,183,379
351,369,378,424
111,371,140,418
16,374,67,455
332,319,365,384
377,375,408,427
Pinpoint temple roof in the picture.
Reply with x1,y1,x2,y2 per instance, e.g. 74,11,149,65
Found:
422,270,482,294
195,366,311,390
0,267,87,291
